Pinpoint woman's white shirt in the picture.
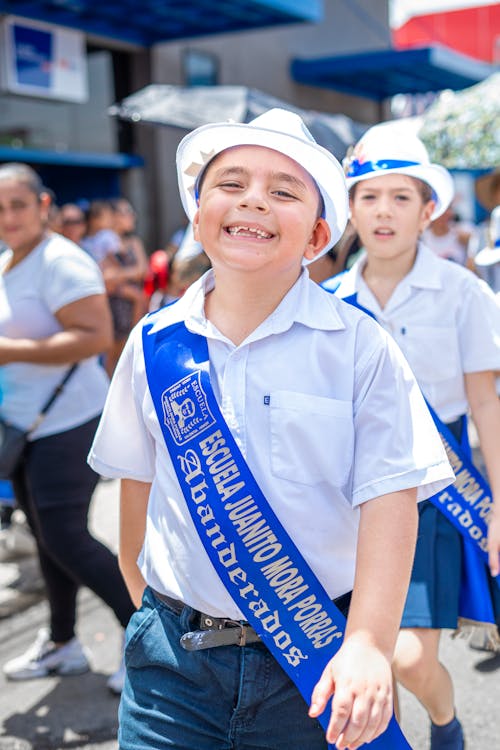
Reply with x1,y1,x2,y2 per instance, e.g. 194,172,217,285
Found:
0,234,109,437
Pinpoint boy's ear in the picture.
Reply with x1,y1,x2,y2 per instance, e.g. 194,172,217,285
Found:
303,218,331,262
419,200,436,233
192,211,201,242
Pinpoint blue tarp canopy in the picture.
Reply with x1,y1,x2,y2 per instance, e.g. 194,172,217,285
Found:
0,0,322,46
0,147,143,169
291,45,497,101
0,148,144,203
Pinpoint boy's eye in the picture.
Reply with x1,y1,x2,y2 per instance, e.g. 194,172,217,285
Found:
396,194,410,201
219,181,242,189
272,189,296,199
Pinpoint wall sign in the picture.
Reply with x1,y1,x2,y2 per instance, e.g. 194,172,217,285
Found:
0,15,88,102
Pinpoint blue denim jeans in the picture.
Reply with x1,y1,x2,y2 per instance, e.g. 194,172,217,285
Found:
119,587,328,749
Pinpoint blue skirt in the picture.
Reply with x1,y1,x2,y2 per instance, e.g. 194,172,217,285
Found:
401,500,462,629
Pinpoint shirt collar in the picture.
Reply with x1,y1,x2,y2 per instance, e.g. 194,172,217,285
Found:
404,243,443,291
343,242,444,294
147,268,345,339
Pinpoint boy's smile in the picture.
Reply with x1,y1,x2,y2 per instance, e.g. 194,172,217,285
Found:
193,145,329,280
224,224,274,240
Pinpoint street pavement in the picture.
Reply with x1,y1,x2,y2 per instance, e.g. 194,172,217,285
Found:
0,478,499,749
0,479,122,750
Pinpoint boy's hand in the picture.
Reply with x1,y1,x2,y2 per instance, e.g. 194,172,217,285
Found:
309,636,393,749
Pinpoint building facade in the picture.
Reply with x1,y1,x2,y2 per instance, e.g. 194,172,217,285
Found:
0,1,390,249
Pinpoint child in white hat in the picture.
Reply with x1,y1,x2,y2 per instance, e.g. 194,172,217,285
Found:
88,109,454,750
330,122,500,750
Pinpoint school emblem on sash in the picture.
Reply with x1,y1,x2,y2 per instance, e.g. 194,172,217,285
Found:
161,372,215,446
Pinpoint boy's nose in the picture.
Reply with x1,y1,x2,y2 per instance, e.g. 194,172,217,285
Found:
238,189,269,212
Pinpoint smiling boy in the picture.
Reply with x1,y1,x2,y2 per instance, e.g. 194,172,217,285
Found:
89,109,454,750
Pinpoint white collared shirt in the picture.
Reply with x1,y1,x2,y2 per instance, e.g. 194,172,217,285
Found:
89,269,453,617
335,244,500,423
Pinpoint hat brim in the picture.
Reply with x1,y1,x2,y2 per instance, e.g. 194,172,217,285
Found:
176,121,349,264
474,246,500,267
475,169,500,212
346,163,454,220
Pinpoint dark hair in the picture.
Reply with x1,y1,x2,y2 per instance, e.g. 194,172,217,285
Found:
489,173,500,199
110,197,135,214
0,162,45,198
86,199,114,220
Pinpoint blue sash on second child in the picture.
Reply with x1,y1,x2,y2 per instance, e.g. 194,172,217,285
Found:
142,316,412,750
323,279,500,630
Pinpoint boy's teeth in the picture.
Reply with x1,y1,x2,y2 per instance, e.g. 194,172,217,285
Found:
228,226,272,239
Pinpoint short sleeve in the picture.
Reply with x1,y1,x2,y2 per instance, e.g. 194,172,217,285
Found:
94,229,121,257
88,326,156,481
457,276,500,373
42,246,105,313
351,320,454,506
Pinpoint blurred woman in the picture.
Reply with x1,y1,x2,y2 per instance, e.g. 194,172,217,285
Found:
0,164,134,693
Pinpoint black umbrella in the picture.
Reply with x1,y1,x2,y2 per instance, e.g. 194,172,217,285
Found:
108,84,367,161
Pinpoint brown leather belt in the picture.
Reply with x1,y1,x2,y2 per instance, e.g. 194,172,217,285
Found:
151,588,352,651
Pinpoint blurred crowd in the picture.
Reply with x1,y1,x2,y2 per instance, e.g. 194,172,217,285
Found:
25,193,214,378
3,166,499,381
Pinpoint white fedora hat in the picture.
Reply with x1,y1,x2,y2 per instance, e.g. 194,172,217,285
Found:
176,108,349,260
475,205,500,267
344,122,454,220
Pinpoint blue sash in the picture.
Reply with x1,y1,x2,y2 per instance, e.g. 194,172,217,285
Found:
324,282,500,623
142,318,412,750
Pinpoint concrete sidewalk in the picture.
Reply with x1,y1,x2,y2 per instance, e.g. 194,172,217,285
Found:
0,478,122,750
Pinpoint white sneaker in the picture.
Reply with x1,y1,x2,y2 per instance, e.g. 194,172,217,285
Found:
3,628,90,680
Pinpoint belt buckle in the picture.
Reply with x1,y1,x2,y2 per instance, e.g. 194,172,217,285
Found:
200,613,239,631
181,614,248,650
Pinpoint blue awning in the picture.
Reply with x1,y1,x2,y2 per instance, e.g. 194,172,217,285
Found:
291,45,497,101
0,147,143,168
0,0,322,46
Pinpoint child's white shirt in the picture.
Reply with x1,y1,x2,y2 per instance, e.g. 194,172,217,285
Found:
89,269,453,618
336,244,500,423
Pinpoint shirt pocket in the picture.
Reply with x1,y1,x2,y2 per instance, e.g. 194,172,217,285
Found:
269,390,354,487
402,326,461,385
